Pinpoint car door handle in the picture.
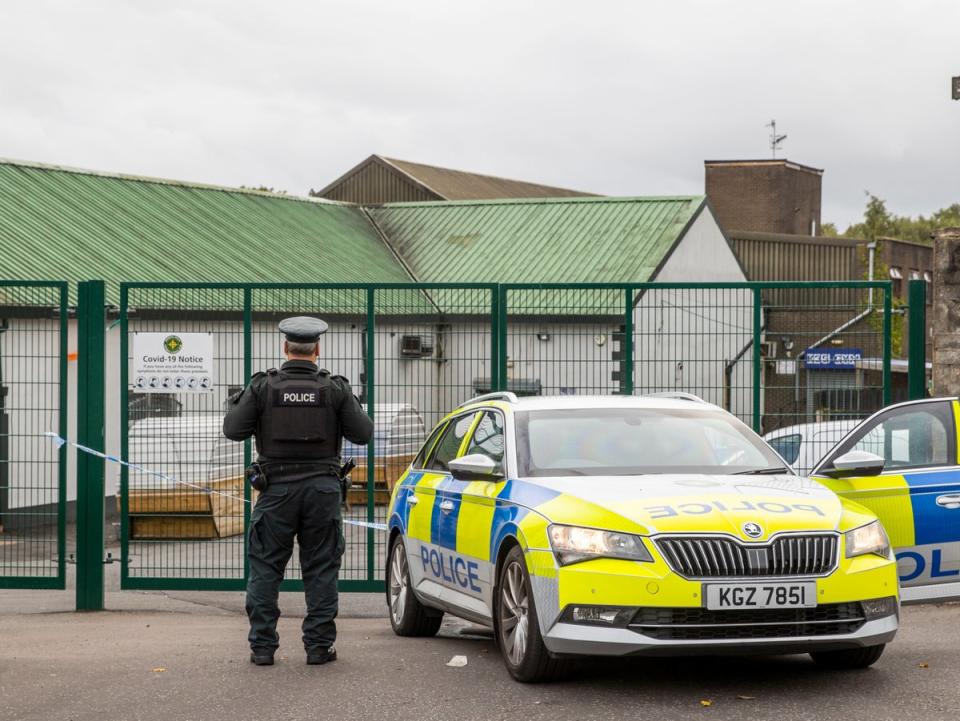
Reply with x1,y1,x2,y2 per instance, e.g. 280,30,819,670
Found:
439,500,455,512
936,494,960,509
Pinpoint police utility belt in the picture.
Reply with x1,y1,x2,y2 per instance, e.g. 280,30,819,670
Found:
245,459,355,500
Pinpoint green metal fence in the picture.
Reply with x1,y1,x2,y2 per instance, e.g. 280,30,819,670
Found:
112,280,894,593
118,283,498,592
499,282,892,438
0,281,68,589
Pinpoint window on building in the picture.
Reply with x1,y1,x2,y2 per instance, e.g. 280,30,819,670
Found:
889,266,903,296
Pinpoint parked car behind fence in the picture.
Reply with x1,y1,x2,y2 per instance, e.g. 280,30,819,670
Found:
764,420,860,476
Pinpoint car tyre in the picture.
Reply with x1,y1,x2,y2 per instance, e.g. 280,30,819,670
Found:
810,644,886,669
495,545,568,683
387,536,443,637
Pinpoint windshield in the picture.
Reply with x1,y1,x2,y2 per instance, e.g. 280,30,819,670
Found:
515,407,787,477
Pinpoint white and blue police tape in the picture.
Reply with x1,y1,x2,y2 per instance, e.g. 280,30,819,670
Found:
44,432,388,531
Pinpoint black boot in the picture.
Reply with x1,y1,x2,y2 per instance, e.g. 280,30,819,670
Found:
249,650,275,666
306,646,337,665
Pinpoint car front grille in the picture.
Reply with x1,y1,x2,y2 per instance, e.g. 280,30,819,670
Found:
630,602,865,641
655,534,839,578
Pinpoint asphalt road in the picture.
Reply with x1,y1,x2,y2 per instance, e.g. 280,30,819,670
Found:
1,594,958,721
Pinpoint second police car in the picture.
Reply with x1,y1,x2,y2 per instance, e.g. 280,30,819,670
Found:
385,393,900,682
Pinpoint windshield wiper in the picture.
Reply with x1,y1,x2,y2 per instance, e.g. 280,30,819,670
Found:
733,467,790,475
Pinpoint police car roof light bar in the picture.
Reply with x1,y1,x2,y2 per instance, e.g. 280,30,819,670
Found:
459,391,519,407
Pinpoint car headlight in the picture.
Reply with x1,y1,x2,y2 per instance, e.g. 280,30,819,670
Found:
845,520,891,559
548,524,653,566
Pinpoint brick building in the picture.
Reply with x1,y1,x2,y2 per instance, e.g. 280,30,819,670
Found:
705,159,823,236
730,230,933,430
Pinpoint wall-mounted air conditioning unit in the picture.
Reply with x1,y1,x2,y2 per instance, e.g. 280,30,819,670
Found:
400,334,435,358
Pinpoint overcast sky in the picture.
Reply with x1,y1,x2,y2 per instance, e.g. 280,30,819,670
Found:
1,0,957,229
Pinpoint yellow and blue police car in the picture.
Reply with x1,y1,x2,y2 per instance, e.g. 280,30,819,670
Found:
385,393,900,682
810,397,960,605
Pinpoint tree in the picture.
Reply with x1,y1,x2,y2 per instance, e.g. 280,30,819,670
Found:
839,193,960,243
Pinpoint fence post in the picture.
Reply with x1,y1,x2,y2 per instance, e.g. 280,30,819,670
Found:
489,288,500,392
118,285,129,589
622,287,634,395
882,285,892,406
907,279,927,399
752,288,762,433
365,288,376,584
242,288,252,582
496,286,508,392
76,280,106,611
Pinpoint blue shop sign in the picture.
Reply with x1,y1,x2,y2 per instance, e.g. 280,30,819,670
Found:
804,348,863,370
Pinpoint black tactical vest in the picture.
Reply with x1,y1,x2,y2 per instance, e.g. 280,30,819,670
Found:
255,368,339,460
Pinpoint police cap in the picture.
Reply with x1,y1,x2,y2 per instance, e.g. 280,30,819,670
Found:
278,316,328,343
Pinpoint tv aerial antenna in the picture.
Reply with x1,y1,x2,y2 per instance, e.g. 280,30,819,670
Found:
767,119,787,158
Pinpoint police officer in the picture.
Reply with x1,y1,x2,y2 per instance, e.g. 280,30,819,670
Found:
224,316,373,666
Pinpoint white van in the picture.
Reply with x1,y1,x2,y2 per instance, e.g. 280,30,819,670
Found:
764,419,860,475
126,415,244,539
125,403,425,537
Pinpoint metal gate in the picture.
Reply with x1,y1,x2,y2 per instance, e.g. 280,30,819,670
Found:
118,283,498,591
115,280,894,593
0,281,68,589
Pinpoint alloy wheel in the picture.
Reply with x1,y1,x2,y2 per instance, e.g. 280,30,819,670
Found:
499,561,529,666
389,543,408,626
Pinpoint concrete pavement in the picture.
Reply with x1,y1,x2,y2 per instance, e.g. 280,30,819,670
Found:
2,589,959,721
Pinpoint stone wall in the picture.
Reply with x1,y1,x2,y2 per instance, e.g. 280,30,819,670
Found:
932,228,960,395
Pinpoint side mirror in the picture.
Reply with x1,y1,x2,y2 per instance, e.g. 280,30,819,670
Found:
822,450,885,478
448,453,502,482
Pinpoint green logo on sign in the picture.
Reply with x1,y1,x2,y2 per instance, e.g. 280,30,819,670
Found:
163,335,183,354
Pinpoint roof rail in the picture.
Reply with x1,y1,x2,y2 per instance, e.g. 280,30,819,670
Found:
459,391,519,407
641,391,706,403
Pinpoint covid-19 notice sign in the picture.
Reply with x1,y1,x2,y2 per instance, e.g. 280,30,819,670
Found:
132,332,215,393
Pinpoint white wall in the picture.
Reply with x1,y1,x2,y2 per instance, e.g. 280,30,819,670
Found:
441,319,621,412
655,206,746,284
1,318,64,510
634,207,755,423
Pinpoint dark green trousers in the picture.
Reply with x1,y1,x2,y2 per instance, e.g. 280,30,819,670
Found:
245,476,344,653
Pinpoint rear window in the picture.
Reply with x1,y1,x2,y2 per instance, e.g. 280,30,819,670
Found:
768,434,802,465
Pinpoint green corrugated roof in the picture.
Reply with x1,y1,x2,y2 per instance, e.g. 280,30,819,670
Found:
0,160,708,316
0,159,415,307
367,195,705,285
